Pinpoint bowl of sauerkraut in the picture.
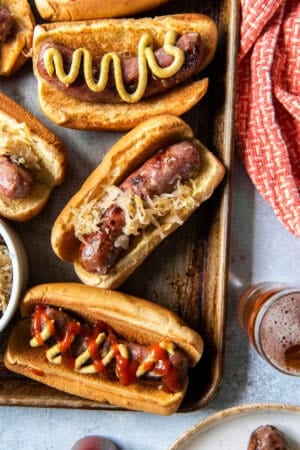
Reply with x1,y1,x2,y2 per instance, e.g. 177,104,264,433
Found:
0,219,28,333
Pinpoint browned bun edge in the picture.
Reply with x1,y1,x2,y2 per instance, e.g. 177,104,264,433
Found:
51,114,225,288
0,0,35,76
20,282,204,365
4,281,203,414
37,78,209,131
0,93,67,156
34,0,171,21
0,93,67,221
32,14,217,130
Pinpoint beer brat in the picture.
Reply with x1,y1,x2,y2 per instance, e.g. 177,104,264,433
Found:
79,140,200,274
51,115,225,289
0,93,67,221
0,1,35,77
4,283,204,415
247,425,289,450
34,0,171,21
32,14,217,130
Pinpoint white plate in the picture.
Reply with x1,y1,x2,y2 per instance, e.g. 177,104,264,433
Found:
168,403,300,450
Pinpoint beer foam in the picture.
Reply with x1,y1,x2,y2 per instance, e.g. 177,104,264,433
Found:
259,293,300,375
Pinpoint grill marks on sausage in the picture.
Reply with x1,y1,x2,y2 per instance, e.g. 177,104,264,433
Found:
0,6,14,43
121,140,201,198
37,32,203,103
79,141,201,274
79,205,126,274
0,155,33,199
247,425,290,450
31,304,189,393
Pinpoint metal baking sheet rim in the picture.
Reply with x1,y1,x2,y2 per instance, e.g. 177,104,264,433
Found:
0,0,239,412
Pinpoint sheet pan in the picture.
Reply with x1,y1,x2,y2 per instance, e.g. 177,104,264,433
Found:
0,0,238,411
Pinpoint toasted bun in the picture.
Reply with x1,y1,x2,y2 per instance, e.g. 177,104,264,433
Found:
0,93,67,221
0,0,35,77
34,0,171,21
51,115,225,288
32,14,217,130
4,282,203,414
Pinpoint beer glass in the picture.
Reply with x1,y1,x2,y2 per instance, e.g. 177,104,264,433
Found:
237,282,300,375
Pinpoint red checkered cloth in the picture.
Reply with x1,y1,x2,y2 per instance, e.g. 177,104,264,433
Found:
236,0,300,236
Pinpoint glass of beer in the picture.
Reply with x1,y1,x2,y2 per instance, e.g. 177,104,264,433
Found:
237,282,300,376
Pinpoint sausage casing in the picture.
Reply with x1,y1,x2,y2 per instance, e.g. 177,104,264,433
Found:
0,156,32,199
247,425,289,450
79,140,200,273
0,6,13,43
37,33,203,104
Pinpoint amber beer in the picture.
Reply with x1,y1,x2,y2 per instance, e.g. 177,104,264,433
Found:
238,282,300,375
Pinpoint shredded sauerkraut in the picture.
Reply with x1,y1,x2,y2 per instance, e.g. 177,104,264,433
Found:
0,116,41,172
71,179,198,242
0,237,12,317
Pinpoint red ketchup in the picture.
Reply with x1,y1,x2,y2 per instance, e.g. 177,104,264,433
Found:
30,305,183,390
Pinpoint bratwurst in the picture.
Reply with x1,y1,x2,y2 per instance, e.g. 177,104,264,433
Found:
0,155,33,199
37,33,203,103
0,6,13,43
30,304,189,393
247,425,289,450
79,140,200,273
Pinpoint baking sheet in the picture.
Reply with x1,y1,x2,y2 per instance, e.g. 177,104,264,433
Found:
0,0,238,411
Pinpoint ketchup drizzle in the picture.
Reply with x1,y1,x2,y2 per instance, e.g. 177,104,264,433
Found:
31,304,183,392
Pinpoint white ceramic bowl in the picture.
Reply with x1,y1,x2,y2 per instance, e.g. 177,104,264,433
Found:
0,219,28,333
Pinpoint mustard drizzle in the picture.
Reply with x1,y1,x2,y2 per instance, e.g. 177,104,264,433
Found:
43,30,185,103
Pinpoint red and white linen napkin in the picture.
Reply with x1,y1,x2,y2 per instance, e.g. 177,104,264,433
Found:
235,0,300,236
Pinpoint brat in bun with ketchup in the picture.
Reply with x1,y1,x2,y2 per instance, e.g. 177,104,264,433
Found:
4,282,204,415
0,0,35,77
51,115,225,289
32,14,217,130
0,93,67,221
34,0,171,21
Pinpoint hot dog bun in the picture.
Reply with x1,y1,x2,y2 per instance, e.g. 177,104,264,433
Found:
34,0,171,21
0,0,35,77
51,115,225,289
0,93,67,221
32,14,217,131
4,282,204,415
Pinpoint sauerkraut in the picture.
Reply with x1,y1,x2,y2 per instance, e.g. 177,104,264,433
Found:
71,179,198,242
0,237,12,317
0,114,41,172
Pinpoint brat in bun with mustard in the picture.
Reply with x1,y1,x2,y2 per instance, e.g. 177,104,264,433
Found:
32,14,218,130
